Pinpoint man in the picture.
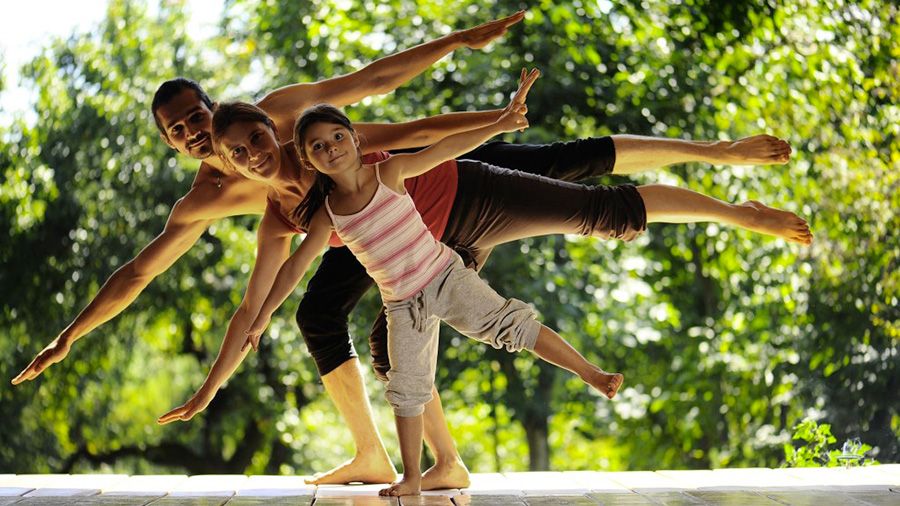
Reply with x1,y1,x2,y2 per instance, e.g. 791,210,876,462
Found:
14,11,793,487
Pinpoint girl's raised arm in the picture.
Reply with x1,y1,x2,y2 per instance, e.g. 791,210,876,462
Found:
381,69,539,182
244,208,333,349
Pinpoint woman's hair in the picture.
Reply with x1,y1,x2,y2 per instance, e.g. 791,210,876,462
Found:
291,104,356,228
210,101,275,159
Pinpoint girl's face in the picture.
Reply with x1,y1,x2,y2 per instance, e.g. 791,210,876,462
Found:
217,121,281,181
301,121,359,175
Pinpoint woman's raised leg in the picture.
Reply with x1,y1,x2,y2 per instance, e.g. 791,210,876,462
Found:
637,184,813,244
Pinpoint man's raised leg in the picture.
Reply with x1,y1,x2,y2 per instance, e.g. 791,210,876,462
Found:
611,134,792,174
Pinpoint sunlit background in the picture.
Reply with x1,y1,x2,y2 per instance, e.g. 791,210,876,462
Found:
1,0,897,475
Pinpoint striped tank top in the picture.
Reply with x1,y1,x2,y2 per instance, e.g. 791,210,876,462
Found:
325,164,453,302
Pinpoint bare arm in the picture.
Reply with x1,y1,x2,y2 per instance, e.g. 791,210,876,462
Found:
259,11,526,137
10,178,263,385
382,69,538,183
354,109,504,153
245,209,332,348
157,210,298,424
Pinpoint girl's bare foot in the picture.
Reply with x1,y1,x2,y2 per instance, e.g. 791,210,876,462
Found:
583,367,624,400
305,452,397,485
738,200,813,245
421,458,471,491
379,475,422,496
719,135,792,165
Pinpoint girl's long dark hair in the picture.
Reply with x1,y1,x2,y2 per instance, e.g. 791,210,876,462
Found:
291,104,355,228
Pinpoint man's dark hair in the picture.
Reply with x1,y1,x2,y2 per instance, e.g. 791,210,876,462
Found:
151,77,214,136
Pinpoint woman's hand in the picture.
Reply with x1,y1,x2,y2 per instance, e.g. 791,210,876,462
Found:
157,386,215,425
244,313,272,352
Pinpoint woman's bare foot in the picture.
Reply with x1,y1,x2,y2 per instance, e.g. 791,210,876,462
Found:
305,452,397,485
379,475,422,496
717,135,792,165
738,200,813,245
421,458,471,490
583,367,624,400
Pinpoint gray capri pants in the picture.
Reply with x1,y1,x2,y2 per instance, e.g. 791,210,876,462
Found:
384,252,542,418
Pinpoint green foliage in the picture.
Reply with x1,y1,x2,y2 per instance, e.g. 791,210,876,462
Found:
1,0,898,474
784,418,875,468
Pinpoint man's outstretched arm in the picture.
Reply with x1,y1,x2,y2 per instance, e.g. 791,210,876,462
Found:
259,11,526,137
157,211,295,423
11,179,261,384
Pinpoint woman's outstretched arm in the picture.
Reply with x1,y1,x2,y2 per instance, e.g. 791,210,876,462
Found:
382,69,539,182
244,208,333,349
156,210,295,424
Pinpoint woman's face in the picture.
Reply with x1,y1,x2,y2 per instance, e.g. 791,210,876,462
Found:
217,121,281,181
301,121,359,175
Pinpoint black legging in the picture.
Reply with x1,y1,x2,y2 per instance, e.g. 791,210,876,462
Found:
295,137,646,378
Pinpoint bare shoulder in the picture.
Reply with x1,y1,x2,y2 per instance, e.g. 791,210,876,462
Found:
375,158,406,192
177,168,268,221
310,205,334,230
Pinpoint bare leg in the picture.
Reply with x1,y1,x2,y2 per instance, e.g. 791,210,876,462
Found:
611,134,792,174
305,359,398,485
380,414,424,497
531,325,623,398
421,386,471,490
638,184,813,244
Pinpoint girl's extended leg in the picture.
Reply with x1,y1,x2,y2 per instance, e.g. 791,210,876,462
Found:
532,325,623,399
638,184,813,244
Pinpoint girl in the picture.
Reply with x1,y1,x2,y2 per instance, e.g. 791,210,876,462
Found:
242,71,625,496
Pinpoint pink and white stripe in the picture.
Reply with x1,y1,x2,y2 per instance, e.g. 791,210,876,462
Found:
326,172,453,302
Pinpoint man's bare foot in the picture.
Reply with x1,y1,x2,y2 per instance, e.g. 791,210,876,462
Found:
305,452,397,485
421,458,471,490
379,475,422,496
718,135,792,165
738,200,813,245
583,367,624,400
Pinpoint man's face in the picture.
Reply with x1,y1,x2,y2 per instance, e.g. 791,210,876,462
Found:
156,89,215,159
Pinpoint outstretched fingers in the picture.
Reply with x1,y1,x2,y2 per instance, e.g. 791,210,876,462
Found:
158,404,193,425
512,68,541,105
461,11,526,49
11,341,70,385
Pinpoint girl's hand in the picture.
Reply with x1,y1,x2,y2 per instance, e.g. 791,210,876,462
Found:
244,313,272,352
498,68,540,133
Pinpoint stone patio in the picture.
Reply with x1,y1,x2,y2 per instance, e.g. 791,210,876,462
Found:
0,465,897,505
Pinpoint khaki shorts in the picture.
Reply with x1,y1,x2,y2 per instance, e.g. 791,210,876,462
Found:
383,253,541,417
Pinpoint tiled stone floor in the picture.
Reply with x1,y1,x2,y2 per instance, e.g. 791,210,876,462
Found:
0,466,897,505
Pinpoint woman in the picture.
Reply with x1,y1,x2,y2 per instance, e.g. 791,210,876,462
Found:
160,73,811,489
